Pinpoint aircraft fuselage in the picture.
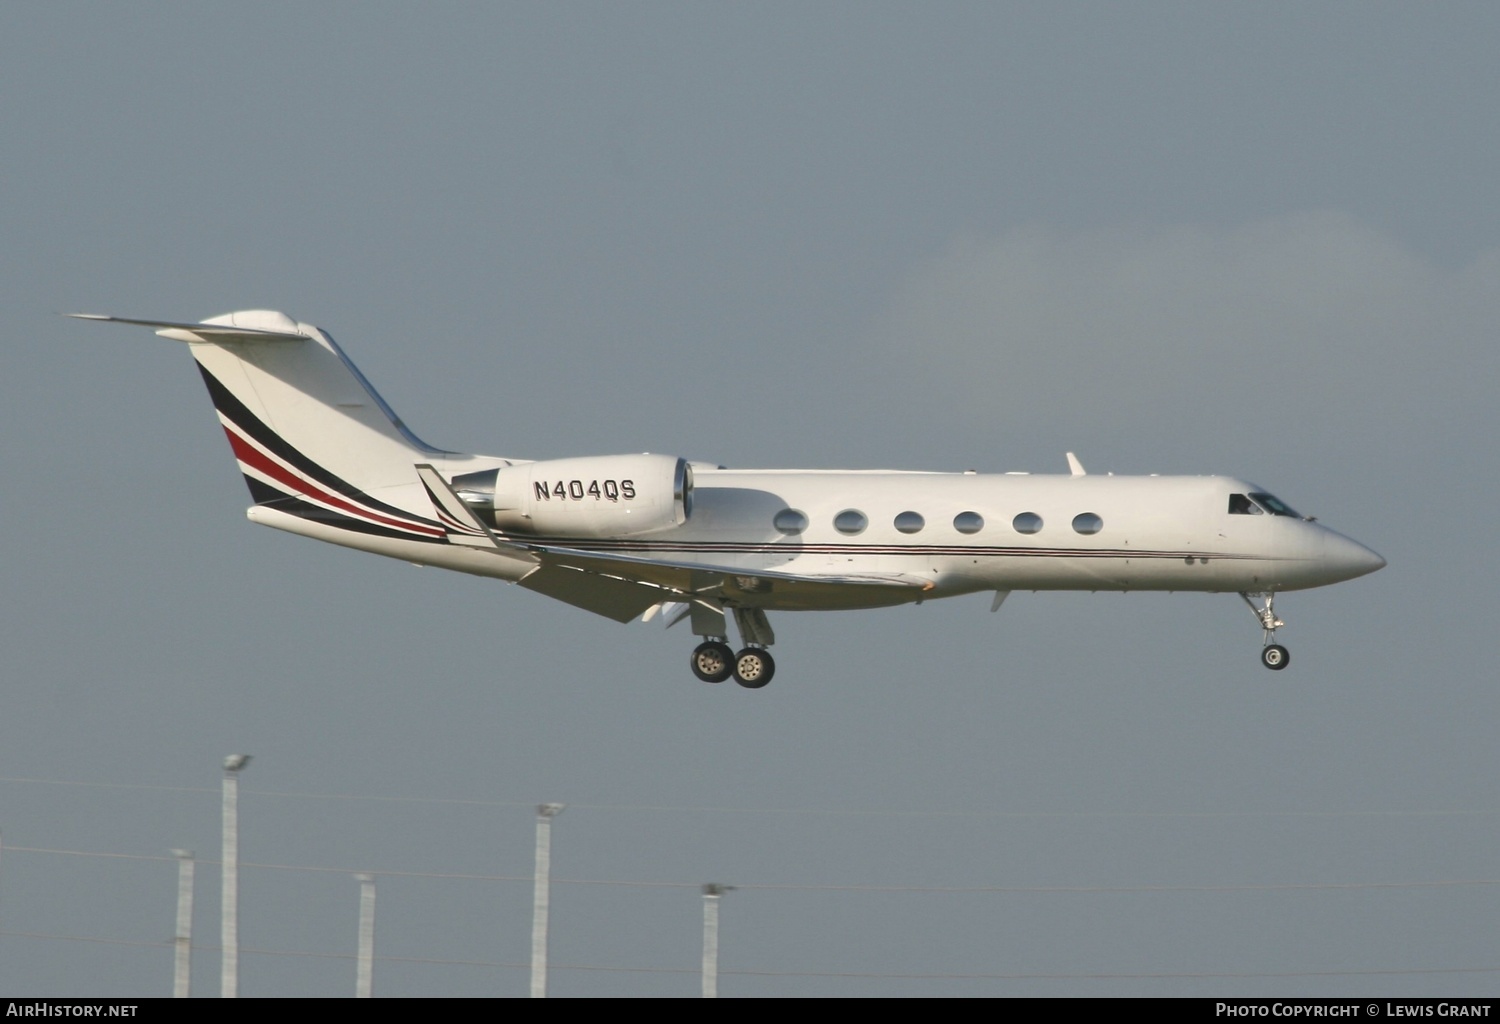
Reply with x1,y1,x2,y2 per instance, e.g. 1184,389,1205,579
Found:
253,466,1384,611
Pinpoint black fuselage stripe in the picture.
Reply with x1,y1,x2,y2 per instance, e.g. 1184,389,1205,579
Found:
511,537,1258,560
258,492,445,542
198,364,442,531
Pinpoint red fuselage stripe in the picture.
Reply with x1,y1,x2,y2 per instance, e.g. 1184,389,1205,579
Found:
224,427,442,537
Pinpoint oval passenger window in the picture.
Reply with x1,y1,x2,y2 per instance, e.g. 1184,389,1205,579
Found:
1072,512,1103,535
773,509,809,535
894,511,925,534
834,510,868,535
953,511,984,534
1012,512,1043,535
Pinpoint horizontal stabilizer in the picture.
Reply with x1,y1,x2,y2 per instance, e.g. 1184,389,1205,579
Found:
68,314,309,343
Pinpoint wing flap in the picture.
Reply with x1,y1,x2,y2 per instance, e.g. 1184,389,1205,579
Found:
518,564,672,623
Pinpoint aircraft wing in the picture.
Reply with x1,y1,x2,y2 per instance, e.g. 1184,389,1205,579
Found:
521,542,932,615
415,464,932,622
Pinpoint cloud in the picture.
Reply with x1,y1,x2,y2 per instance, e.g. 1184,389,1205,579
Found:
872,212,1498,467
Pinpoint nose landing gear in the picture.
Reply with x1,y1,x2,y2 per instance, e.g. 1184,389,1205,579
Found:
1241,592,1289,671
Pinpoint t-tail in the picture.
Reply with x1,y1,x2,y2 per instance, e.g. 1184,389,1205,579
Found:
72,310,502,545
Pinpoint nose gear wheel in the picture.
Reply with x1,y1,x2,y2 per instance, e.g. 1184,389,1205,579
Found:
1240,592,1290,671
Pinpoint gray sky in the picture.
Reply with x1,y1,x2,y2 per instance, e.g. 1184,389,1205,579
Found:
2,2,1497,997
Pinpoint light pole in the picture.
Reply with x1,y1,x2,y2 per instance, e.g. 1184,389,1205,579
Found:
530,803,564,998
171,850,194,998
220,754,250,998
701,884,733,998
354,874,376,998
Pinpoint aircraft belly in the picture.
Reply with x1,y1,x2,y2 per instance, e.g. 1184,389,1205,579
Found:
974,553,1325,593
738,590,920,612
721,555,926,612
965,553,1228,592
247,505,536,582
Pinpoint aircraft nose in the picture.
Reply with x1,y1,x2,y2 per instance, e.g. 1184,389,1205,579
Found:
1321,530,1386,582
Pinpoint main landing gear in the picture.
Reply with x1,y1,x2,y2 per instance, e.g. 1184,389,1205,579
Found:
689,606,777,688
690,640,776,688
1240,591,1289,671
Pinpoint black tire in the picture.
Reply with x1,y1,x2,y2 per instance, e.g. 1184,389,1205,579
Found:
733,647,775,689
1261,644,1290,671
691,641,734,683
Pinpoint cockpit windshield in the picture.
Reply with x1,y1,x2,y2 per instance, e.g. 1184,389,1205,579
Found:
1251,493,1301,517
1228,492,1303,518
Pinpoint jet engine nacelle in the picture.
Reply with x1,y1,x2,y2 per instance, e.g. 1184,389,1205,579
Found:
451,454,692,538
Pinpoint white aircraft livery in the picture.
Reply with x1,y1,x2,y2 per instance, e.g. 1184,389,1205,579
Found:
77,310,1385,688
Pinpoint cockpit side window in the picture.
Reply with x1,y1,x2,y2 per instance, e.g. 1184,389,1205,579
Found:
1249,492,1301,518
1228,493,1262,515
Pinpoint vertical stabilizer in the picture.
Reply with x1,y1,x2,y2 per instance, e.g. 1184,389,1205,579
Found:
74,310,464,542
187,310,452,494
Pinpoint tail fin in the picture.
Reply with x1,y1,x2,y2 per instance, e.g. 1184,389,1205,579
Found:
75,310,458,540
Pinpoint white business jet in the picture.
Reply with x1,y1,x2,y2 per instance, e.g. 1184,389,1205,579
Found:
76,310,1384,688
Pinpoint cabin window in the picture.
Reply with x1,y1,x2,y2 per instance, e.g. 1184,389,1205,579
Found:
1012,512,1043,535
773,509,809,535
834,509,868,535
894,511,925,534
953,511,984,534
1072,512,1103,535
1249,492,1301,518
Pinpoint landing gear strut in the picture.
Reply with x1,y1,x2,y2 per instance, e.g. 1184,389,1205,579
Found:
1240,592,1289,671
